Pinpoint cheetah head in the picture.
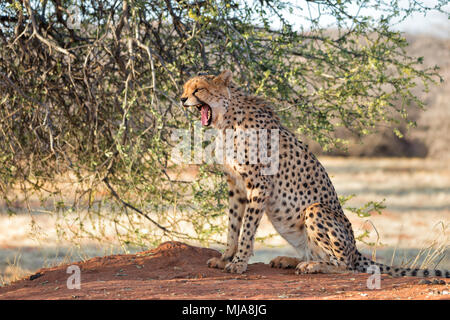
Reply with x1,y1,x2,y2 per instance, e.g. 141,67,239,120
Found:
181,70,232,127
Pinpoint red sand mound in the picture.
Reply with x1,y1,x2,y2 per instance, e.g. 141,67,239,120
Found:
0,241,448,300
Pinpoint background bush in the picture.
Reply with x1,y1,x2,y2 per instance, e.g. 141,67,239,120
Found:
0,0,447,247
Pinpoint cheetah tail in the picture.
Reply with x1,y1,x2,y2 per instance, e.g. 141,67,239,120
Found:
354,251,449,278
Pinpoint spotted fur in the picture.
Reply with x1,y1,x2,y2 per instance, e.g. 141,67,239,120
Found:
180,70,449,278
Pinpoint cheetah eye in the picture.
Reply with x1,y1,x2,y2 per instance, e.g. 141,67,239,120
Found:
193,88,205,94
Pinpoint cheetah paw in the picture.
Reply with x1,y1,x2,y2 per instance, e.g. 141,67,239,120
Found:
295,262,325,274
269,256,301,269
224,261,247,274
207,257,228,269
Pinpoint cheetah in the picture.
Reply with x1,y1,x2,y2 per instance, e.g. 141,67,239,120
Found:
180,70,449,278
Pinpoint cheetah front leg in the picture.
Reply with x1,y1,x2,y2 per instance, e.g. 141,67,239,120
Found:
207,177,246,269
224,177,271,274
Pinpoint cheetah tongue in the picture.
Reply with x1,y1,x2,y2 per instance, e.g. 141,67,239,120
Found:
201,105,210,126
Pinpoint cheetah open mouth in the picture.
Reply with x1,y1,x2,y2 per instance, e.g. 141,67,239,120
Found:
196,104,212,126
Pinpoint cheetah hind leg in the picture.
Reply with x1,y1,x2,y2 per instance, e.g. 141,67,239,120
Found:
295,261,349,275
269,256,302,269
269,257,351,274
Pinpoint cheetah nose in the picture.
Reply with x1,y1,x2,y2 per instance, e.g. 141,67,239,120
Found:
180,97,188,105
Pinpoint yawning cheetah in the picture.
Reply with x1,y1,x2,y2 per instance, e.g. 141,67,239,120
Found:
180,70,448,278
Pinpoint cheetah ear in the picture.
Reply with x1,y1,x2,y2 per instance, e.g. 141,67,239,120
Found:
214,70,232,86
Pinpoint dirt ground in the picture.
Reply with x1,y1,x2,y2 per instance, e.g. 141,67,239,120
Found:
0,241,448,300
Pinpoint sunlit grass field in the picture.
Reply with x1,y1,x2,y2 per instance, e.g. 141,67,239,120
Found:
1,157,449,285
